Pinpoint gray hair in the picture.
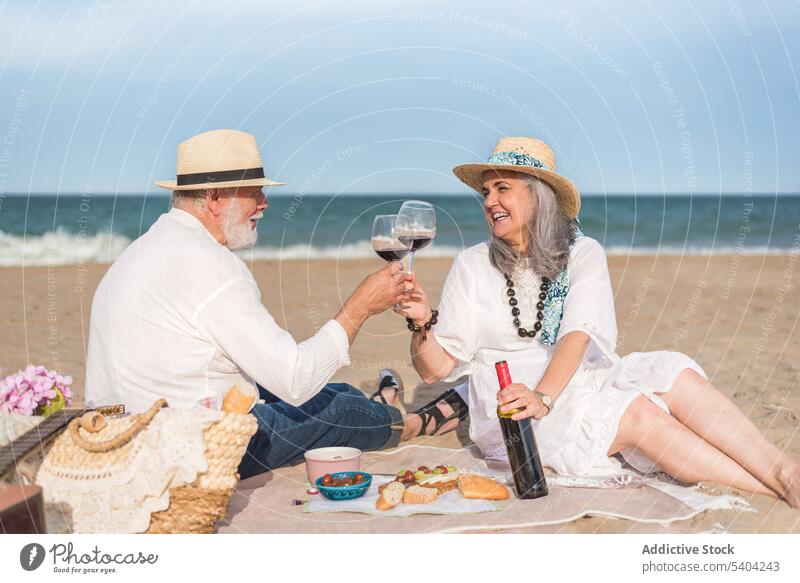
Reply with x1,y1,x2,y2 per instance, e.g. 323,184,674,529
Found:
171,189,208,211
171,187,236,211
488,175,578,280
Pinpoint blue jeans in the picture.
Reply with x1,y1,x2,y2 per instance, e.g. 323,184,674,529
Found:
237,383,403,479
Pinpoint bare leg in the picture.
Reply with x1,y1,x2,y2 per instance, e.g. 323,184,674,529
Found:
656,369,800,505
608,395,777,498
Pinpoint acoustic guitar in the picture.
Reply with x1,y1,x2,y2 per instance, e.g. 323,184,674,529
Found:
0,408,85,533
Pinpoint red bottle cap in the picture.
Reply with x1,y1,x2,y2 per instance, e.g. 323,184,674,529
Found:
495,360,512,390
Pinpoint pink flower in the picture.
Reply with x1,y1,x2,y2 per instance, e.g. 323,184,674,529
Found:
0,364,74,415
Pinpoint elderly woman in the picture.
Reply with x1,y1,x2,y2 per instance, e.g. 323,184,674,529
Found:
393,136,800,506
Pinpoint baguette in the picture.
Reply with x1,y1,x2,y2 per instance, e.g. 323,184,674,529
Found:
402,485,438,505
376,481,405,511
457,474,509,500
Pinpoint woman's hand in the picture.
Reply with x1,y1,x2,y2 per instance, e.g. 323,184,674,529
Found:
393,274,432,324
497,383,549,421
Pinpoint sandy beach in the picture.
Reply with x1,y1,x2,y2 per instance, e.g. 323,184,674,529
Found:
2,253,799,533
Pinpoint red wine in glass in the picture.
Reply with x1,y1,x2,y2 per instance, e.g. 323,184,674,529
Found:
372,215,411,263
399,235,432,252
397,201,436,273
375,248,409,262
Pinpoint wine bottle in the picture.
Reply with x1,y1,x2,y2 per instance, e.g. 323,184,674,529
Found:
495,360,549,499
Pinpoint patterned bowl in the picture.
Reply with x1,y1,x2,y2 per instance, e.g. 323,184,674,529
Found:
314,471,373,501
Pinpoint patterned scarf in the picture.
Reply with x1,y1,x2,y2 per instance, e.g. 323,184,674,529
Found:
538,225,583,346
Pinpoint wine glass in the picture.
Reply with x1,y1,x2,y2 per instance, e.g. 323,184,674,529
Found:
397,200,436,273
372,215,411,263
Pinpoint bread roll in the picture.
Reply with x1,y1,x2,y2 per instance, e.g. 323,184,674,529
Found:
376,481,405,511
457,474,509,500
222,384,254,413
402,485,438,505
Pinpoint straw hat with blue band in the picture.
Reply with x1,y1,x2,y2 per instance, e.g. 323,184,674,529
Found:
452,136,581,219
156,129,285,191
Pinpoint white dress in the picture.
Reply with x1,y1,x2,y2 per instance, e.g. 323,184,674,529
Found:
433,237,707,477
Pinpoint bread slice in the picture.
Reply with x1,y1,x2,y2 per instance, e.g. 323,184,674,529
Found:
402,485,439,505
375,481,405,511
457,474,509,500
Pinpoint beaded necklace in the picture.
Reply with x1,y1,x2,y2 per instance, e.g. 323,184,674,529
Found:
502,229,582,342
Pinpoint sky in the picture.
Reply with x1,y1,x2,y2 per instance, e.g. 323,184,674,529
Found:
0,0,798,196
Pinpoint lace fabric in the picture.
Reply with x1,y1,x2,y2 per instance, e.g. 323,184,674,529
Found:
36,408,223,533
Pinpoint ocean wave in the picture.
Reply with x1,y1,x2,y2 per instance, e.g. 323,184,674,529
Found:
238,240,466,260
603,245,798,256
0,231,796,266
0,229,131,266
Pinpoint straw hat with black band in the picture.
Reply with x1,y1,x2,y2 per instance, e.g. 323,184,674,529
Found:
452,136,580,219
156,129,285,191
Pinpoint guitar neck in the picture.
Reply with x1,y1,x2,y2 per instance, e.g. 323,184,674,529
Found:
0,408,85,479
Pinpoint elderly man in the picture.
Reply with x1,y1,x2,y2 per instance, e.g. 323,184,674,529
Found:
86,129,414,478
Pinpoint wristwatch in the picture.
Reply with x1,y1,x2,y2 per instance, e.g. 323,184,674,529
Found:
533,391,553,415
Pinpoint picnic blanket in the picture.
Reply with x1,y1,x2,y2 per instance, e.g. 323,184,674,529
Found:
219,445,754,534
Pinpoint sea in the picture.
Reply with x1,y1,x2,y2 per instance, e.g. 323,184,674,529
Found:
0,194,798,266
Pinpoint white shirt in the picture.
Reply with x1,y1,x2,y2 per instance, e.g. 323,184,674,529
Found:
86,208,351,414
433,237,620,464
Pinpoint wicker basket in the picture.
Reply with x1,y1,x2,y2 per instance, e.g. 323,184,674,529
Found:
38,399,257,533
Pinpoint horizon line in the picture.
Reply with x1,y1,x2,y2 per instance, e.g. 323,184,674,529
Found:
4,191,800,198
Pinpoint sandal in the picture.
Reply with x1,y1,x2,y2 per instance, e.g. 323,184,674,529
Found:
412,387,469,437
371,368,406,414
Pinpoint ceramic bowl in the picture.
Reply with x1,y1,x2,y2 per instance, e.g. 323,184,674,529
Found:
304,446,361,484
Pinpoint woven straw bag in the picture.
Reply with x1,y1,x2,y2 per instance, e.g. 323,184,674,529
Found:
37,399,257,533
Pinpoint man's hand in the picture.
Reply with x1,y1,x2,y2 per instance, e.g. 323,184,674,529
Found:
497,383,549,421
335,262,413,343
353,261,413,316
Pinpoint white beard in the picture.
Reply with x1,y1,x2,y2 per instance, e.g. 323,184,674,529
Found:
221,198,259,251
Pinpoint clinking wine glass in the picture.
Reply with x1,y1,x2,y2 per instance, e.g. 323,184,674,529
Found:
397,200,436,273
372,214,412,311
372,214,411,263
